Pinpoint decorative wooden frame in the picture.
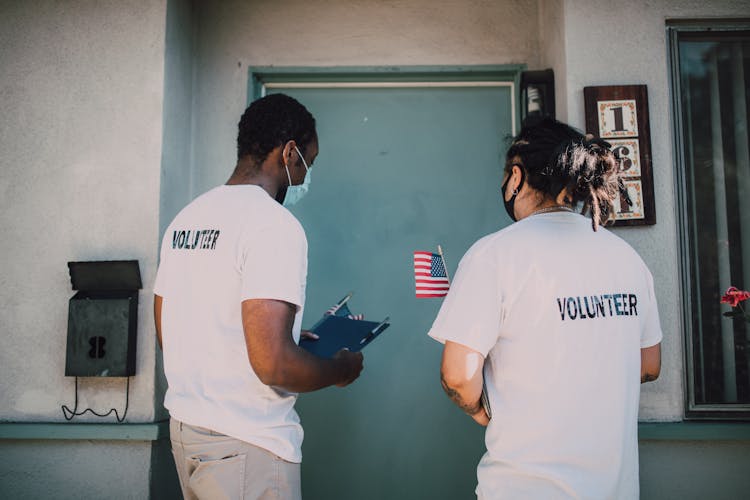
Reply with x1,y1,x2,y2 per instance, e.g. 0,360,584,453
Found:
584,85,656,226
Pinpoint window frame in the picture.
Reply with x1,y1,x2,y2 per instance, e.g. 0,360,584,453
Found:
667,19,750,419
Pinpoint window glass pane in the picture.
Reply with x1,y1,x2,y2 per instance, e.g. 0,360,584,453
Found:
677,32,750,407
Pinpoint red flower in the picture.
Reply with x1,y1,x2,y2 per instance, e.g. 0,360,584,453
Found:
721,286,750,308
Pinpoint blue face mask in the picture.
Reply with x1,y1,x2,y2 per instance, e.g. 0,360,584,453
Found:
283,145,312,207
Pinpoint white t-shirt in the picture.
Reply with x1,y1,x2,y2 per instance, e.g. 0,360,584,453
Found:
428,212,662,499
154,184,307,463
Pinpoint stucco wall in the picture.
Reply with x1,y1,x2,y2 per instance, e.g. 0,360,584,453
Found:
558,0,750,420
160,0,195,238
538,0,567,118
0,0,166,423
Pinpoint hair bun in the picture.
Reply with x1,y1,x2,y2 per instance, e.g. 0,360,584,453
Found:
506,118,622,230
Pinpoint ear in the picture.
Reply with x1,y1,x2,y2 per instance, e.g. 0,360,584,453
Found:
281,140,297,166
555,187,572,206
509,165,524,193
502,165,524,202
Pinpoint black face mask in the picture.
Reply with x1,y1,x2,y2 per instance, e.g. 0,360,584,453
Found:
501,167,525,222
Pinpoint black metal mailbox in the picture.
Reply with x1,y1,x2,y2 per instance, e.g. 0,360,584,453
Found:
65,260,141,377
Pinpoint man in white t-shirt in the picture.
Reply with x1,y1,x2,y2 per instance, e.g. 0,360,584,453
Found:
429,118,661,499
154,94,363,500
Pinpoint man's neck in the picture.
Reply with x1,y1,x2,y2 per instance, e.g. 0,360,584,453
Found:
226,155,282,199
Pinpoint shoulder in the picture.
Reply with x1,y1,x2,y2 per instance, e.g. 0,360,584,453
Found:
468,221,528,254
165,185,306,240
176,185,216,210
241,190,308,249
163,186,223,232
593,224,655,279
264,197,305,236
596,225,647,260
458,224,520,267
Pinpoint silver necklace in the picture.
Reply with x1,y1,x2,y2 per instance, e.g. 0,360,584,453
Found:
528,205,574,217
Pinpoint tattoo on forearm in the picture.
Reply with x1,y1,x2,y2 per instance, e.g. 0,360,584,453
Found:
441,373,481,416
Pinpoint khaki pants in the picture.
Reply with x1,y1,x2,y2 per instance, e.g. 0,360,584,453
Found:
170,418,301,500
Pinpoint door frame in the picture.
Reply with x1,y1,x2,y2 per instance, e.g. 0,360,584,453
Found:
247,65,524,136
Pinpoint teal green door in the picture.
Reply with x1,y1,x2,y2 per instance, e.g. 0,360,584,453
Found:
268,83,514,499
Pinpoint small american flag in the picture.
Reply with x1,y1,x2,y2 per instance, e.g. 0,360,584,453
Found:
414,251,450,298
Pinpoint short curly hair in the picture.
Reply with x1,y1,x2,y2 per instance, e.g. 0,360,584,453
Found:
237,94,317,162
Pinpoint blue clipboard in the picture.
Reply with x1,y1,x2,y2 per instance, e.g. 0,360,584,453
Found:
299,293,390,358
299,316,390,358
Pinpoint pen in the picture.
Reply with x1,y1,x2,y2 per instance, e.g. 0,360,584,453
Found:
329,291,353,315
360,316,390,345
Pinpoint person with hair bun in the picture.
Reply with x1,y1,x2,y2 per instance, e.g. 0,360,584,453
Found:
429,117,662,499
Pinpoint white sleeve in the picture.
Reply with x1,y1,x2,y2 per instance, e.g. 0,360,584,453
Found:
641,267,663,348
239,218,308,309
427,244,502,357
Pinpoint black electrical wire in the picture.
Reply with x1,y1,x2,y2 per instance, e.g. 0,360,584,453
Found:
61,376,130,422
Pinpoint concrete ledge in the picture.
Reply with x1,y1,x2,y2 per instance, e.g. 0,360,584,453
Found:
2,421,748,442
0,420,169,441
638,422,750,441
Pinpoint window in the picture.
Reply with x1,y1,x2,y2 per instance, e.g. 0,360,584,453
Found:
669,21,750,417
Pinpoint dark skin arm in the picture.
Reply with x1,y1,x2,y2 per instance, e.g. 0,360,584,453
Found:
641,343,661,383
154,294,360,391
242,298,363,392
